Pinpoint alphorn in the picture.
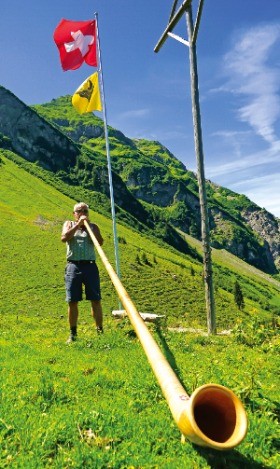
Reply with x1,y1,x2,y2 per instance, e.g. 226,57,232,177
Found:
85,221,247,450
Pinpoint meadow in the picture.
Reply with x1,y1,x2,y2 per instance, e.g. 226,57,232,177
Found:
0,155,279,468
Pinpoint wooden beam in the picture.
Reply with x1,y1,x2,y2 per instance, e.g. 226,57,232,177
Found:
168,31,190,47
112,310,166,323
192,0,205,45
169,0,179,23
154,0,192,53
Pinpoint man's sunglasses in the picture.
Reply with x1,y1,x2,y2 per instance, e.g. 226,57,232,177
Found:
75,209,88,214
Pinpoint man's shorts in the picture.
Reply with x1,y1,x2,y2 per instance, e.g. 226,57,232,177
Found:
65,261,102,302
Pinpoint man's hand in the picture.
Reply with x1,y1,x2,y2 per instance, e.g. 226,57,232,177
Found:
61,216,90,242
77,215,89,227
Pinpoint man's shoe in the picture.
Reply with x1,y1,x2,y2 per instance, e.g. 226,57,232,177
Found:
66,334,77,344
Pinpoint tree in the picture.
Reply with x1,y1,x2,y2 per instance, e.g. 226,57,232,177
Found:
234,281,245,310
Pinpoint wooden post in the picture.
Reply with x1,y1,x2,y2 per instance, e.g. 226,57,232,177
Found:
185,5,216,334
154,1,216,334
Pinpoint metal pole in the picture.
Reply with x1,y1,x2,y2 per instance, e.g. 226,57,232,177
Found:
186,6,216,334
95,13,121,280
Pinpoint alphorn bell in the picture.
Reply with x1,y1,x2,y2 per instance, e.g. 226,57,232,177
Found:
84,221,247,450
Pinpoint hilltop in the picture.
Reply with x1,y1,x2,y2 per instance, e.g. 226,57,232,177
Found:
0,85,279,277
33,94,280,275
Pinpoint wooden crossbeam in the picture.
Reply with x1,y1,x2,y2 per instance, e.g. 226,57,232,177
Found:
112,310,166,323
154,0,192,52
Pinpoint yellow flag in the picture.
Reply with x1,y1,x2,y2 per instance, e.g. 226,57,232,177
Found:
72,72,102,114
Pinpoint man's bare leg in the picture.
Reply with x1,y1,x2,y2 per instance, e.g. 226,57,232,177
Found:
67,301,79,342
91,300,103,332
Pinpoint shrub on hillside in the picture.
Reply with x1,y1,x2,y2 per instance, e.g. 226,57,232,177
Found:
232,315,279,347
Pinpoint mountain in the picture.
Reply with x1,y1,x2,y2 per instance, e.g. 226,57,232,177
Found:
0,87,78,171
0,86,279,275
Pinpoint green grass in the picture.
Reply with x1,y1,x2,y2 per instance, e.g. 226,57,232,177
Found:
0,154,279,467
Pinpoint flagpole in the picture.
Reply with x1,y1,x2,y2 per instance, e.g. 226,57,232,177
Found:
94,12,121,281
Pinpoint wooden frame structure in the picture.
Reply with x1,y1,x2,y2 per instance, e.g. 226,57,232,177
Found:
155,0,216,334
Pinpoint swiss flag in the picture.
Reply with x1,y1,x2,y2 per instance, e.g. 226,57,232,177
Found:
53,19,97,71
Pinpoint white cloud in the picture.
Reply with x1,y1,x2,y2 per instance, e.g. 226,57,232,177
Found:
205,24,280,218
118,108,150,119
223,23,280,145
207,144,280,178
206,143,280,217
238,94,280,143
157,129,189,141
229,173,280,217
211,130,253,159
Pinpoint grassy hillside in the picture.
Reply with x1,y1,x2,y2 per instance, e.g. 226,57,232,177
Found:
32,95,279,275
0,155,279,468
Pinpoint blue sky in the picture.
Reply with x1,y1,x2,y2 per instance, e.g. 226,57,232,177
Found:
1,1,280,217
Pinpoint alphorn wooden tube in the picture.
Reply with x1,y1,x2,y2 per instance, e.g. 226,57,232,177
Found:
85,221,247,450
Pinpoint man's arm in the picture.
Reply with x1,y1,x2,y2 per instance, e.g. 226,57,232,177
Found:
61,220,81,242
91,223,104,246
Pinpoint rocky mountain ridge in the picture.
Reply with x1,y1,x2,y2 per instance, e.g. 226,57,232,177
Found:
0,87,78,171
0,87,279,274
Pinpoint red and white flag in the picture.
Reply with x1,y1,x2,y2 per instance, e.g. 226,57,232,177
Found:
53,19,97,71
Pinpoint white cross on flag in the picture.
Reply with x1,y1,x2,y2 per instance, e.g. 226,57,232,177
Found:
53,19,97,71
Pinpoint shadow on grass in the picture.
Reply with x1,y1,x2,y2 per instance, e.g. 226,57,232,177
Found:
194,447,269,469
155,325,189,390
155,326,270,469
